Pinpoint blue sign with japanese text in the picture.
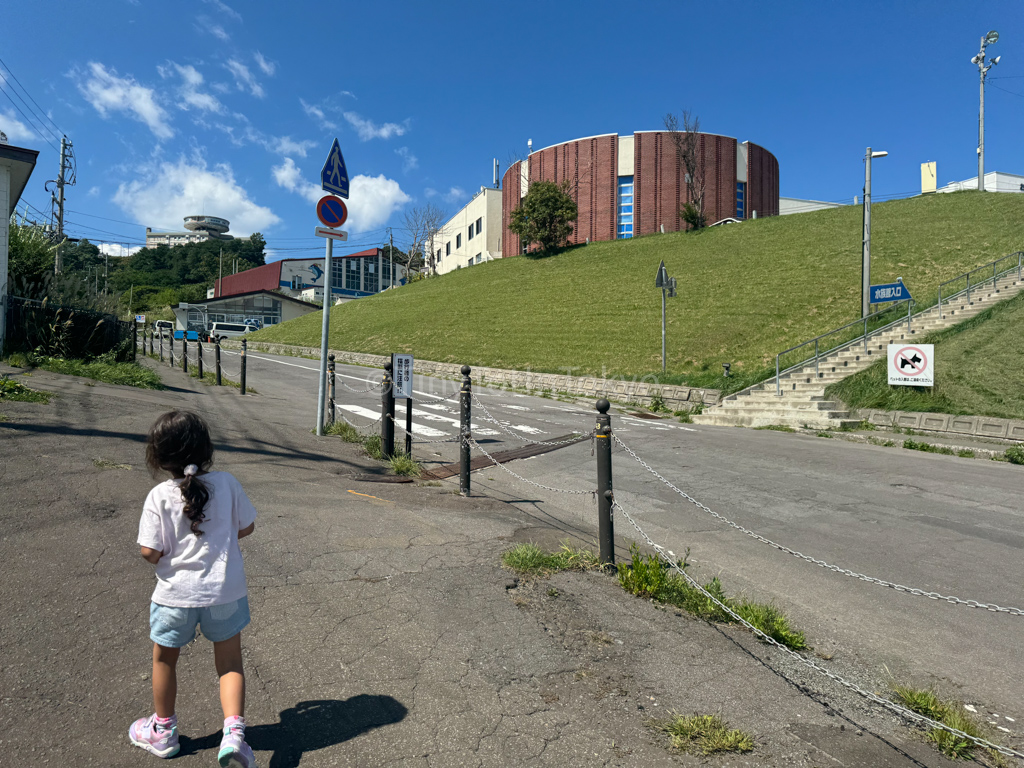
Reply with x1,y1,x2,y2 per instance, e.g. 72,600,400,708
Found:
870,280,912,304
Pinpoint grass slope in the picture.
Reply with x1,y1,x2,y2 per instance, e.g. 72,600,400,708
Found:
826,289,1024,420
253,192,1024,390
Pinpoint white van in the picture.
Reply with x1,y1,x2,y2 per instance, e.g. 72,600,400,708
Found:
153,320,174,339
209,322,256,342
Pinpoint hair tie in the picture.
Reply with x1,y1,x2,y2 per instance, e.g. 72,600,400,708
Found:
184,464,199,477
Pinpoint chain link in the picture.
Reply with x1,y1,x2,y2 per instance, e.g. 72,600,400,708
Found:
471,393,593,446
413,389,462,406
338,410,383,431
468,436,596,495
611,500,1023,760
613,435,1024,619
341,378,383,393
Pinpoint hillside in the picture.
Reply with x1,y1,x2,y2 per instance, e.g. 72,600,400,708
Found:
251,191,1024,390
826,289,1024,421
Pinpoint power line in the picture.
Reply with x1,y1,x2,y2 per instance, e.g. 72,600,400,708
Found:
0,56,64,138
0,83,59,153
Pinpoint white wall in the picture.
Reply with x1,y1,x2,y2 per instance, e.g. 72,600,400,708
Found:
779,197,845,215
617,135,634,177
434,188,503,275
937,172,1024,194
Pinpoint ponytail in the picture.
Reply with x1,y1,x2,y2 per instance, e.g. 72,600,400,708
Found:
179,474,210,537
146,411,216,538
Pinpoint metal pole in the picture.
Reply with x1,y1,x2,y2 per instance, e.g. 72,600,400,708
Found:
215,338,222,385
939,286,943,319
814,338,819,380
315,238,334,436
327,354,336,428
595,398,615,566
381,362,395,458
159,330,164,362
218,247,223,298
460,365,472,496
197,339,204,379
776,356,781,396
661,286,667,373
181,336,188,372
979,48,986,192
169,333,174,367
862,147,872,318
239,338,247,395
405,398,413,455
54,137,66,275
132,320,138,362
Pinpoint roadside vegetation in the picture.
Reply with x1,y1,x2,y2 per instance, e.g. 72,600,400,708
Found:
0,375,51,403
252,192,1024,394
323,420,423,476
826,290,1024,421
6,351,162,390
891,683,1006,762
654,712,754,756
501,542,601,575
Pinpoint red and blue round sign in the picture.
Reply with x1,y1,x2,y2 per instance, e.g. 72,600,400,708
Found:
316,195,348,228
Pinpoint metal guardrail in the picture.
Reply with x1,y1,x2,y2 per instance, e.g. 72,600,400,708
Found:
772,250,1024,396
938,251,1022,319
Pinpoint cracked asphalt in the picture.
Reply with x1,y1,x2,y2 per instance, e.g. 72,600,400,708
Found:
0,358,1002,767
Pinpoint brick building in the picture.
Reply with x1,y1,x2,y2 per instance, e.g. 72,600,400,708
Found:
501,131,779,254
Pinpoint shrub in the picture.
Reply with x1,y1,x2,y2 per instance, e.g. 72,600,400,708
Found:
1004,444,1024,465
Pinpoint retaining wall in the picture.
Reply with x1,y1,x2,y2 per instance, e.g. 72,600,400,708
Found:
858,408,1024,442
228,340,720,411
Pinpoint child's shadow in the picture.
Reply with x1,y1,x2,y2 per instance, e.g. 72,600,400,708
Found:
179,695,407,767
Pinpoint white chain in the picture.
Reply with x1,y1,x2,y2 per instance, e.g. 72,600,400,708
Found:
471,393,593,446
386,414,463,443
341,378,383,393
611,500,1023,760
338,410,383,431
612,435,1024,618
468,437,596,495
414,389,462,406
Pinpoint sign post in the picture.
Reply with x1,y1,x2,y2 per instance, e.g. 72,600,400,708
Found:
315,139,350,436
654,261,675,373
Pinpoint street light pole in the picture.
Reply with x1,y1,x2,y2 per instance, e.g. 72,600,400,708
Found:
861,147,887,318
973,31,1000,192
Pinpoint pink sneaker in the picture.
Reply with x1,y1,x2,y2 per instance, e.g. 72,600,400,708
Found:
128,713,180,758
218,716,256,768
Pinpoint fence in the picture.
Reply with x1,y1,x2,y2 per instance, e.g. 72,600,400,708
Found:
341,361,1023,760
138,329,250,394
5,296,135,361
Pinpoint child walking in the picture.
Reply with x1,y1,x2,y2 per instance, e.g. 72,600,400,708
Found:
130,410,258,767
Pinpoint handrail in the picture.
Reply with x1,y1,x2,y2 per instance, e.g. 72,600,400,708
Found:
771,250,1023,396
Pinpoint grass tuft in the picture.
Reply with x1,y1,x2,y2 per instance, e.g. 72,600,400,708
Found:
754,424,796,433
325,421,362,442
362,433,384,460
0,376,51,403
94,458,131,470
655,712,754,755
956,448,975,459
1004,444,1024,465
903,438,955,455
891,683,999,760
388,451,421,477
35,356,163,389
501,542,600,576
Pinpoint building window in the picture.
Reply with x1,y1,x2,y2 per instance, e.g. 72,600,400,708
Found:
446,242,451,256
346,258,360,291
736,182,746,219
617,176,634,238
331,259,345,287
456,233,462,249
468,225,474,241
476,218,482,235
436,248,441,262
363,258,378,293
475,254,481,264
467,258,473,268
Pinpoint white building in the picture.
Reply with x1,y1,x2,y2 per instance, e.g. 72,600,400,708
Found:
779,197,847,215
433,187,503,275
0,141,39,352
146,215,234,248
937,171,1024,194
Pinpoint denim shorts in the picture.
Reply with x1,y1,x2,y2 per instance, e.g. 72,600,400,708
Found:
149,597,250,647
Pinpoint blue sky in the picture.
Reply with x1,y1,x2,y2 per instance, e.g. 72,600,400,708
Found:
2,0,1023,260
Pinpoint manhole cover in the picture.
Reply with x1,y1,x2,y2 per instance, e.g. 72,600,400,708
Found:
350,474,415,484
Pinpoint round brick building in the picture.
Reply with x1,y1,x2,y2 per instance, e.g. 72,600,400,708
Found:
501,131,779,254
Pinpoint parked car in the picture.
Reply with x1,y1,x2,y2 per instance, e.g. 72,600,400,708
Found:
208,322,256,342
152,320,174,338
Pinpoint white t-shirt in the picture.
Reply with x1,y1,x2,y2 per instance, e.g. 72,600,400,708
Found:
138,471,257,608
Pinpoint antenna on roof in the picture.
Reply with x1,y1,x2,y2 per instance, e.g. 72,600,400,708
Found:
493,158,500,188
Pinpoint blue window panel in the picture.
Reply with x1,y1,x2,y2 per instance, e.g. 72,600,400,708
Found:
620,205,633,214
619,215,633,224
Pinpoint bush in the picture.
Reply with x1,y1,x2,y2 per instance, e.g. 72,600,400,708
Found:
1004,444,1024,465
0,376,51,403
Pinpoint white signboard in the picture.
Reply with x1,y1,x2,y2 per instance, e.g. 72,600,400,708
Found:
887,344,934,387
393,353,414,399
135,314,146,324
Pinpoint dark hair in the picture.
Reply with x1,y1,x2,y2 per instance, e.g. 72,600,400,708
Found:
146,411,215,536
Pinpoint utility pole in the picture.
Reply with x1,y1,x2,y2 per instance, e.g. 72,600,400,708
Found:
973,31,1000,192
388,227,394,287
104,251,109,295
862,147,888,317
218,247,223,298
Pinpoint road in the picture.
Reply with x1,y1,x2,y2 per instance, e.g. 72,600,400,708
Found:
239,348,1024,728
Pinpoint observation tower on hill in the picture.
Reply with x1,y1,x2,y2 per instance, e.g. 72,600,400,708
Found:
184,215,232,240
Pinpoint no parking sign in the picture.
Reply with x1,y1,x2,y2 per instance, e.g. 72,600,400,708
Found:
887,344,934,387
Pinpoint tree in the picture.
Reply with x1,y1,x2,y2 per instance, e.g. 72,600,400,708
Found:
403,204,447,275
508,180,578,252
664,110,707,230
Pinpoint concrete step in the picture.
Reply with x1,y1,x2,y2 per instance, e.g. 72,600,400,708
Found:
714,399,844,413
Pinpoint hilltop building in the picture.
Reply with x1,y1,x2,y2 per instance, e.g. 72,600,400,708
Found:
432,187,502,275
145,215,234,248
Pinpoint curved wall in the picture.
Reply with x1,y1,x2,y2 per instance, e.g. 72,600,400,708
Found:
501,131,779,251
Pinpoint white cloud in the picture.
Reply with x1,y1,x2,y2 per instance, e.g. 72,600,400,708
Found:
343,111,407,141
0,109,36,144
395,146,418,172
443,186,467,204
99,243,142,257
300,98,337,131
424,187,437,198
203,0,242,21
254,51,275,76
271,136,316,157
162,63,225,114
225,59,264,98
210,25,231,41
114,155,280,235
75,62,173,140
272,159,410,233
88,186,100,197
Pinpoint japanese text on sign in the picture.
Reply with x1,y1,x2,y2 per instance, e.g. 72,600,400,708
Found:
393,353,413,399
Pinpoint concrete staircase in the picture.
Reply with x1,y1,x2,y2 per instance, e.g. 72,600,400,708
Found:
693,271,1024,429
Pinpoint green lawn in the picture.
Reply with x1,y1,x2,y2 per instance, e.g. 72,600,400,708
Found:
252,191,1024,391
826,289,1024,421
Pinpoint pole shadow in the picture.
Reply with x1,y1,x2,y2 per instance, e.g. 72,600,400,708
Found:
178,695,407,767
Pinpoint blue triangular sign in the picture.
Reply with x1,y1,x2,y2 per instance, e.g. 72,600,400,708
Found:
321,138,349,199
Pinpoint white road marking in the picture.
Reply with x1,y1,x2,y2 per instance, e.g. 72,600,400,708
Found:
505,405,530,411
337,404,449,437
394,404,500,436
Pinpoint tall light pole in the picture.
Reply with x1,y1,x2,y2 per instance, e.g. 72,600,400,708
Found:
972,30,1000,192
862,147,888,318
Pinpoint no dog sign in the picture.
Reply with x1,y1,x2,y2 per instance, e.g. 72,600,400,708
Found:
887,344,934,387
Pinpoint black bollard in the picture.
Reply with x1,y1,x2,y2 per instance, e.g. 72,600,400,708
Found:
159,331,164,363
405,398,413,456
240,338,247,395
460,365,472,496
215,338,222,386
381,362,395,458
197,339,204,379
182,337,189,373
169,333,174,367
327,354,336,428
132,321,138,362
595,398,615,566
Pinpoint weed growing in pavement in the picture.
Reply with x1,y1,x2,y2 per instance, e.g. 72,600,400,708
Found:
956,449,976,459
617,544,807,650
325,421,362,442
649,391,668,413
837,419,876,432
674,409,693,424
29,356,162,389
501,542,601,576
816,431,834,438
388,451,421,477
362,433,385,460
754,424,796,433
903,438,956,455
891,683,1001,761
654,712,754,756
93,459,131,470
186,365,248,391
0,376,51,403
870,437,898,447
1004,444,1024,465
